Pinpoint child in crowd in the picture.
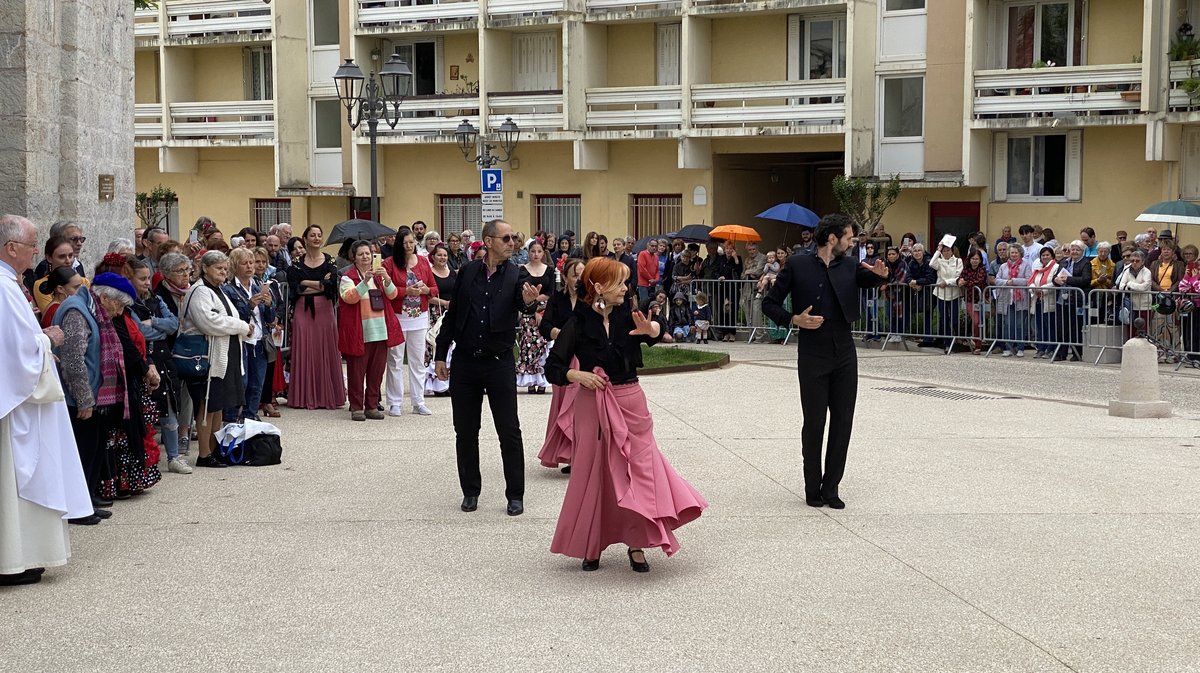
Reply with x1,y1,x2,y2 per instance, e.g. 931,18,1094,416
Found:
693,291,712,344
756,250,780,297
668,291,693,343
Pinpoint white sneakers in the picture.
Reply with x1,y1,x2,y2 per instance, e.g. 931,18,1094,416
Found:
887,335,903,343
167,456,193,474
413,405,433,416
388,405,403,417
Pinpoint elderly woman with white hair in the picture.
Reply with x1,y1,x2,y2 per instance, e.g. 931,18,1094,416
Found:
1050,240,1090,361
178,250,252,468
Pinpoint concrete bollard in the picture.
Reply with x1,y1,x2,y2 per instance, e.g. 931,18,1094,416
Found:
1108,338,1172,418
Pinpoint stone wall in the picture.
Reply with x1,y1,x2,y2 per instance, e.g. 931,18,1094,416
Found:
0,0,134,270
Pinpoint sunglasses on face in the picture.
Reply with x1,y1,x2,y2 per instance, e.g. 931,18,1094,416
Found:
68,236,87,244
489,234,517,243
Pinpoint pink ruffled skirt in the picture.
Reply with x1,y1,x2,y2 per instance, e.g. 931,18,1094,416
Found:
538,357,578,468
550,377,707,560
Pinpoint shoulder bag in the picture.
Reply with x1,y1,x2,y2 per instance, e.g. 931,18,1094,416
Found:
172,288,211,377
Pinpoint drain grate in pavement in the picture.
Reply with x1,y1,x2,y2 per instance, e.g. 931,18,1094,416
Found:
873,385,1004,401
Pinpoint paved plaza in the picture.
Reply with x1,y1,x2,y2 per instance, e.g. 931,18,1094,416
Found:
3,345,1199,673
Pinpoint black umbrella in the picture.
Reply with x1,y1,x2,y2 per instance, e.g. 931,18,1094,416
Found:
326,218,394,245
668,223,713,242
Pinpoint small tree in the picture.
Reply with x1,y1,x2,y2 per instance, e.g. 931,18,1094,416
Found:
831,174,902,237
136,184,177,229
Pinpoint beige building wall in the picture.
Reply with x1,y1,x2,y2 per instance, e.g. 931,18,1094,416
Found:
1087,0,1144,64
709,15,787,83
136,147,278,233
607,24,656,87
134,52,158,103
192,47,247,101
926,0,966,173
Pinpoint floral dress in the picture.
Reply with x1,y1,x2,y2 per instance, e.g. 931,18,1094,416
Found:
515,266,553,389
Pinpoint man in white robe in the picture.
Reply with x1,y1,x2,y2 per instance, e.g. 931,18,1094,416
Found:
0,214,92,586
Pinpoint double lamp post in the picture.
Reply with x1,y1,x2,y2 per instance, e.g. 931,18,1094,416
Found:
334,53,521,226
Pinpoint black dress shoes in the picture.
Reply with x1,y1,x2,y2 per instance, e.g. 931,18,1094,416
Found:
92,508,112,520
461,496,478,512
506,499,524,516
805,495,825,508
823,494,846,509
68,515,101,525
560,465,571,475
581,558,600,571
194,455,227,468
0,568,44,586
627,549,650,573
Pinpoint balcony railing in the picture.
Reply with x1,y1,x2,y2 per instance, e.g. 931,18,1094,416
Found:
135,104,163,143
358,0,479,27
487,91,564,132
373,94,481,136
585,86,682,130
486,0,564,16
691,79,846,128
585,0,681,11
168,101,275,141
973,64,1142,119
134,8,159,38
1168,59,1200,112
166,0,272,39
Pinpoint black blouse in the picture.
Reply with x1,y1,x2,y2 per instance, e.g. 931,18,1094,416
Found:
539,289,577,341
545,301,662,386
524,265,554,298
433,269,457,303
286,253,338,317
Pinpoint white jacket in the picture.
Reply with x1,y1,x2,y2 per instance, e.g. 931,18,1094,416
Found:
1116,266,1153,310
1027,261,1060,313
178,283,250,380
929,254,963,301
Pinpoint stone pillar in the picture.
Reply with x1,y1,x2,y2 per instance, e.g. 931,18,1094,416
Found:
0,0,134,269
1108,338,1172,418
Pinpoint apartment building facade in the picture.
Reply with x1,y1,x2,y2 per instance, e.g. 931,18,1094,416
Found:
132,0,1198,248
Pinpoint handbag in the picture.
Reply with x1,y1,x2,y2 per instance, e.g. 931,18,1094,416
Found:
426,309,445,346
171,290,210,377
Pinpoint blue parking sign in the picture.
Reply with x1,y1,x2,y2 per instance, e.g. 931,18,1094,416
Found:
480,169,503,193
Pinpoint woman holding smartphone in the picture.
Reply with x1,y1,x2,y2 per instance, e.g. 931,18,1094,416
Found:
383,226,439,416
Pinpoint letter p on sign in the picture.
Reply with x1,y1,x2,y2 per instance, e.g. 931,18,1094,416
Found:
480,169,503,194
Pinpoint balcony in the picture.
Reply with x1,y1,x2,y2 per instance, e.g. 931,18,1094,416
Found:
372,94,481,139
972,64,1143,125
487,91,564,133
585,86,682,132
134,7,159,41
486,0,564,18
690,80,846,135
165,0,272,41
135,104,163,146
585,0,681,14
357,0,479,29
1169,59,1200,113
168,101,275,145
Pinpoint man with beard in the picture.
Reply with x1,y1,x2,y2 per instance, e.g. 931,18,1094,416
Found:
762,214,888,510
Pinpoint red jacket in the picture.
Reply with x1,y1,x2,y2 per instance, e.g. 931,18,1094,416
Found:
336,266,404,357
383,255,440,315
637,249,660,288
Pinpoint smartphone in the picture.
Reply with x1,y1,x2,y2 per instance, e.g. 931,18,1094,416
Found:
188,230,199,245
372,253,383,271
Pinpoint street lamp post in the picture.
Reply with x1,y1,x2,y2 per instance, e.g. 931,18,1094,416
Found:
333,52,412,225
454,117,521,168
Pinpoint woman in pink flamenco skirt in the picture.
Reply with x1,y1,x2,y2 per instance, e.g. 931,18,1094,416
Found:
537,258,584,473
545,258,707,573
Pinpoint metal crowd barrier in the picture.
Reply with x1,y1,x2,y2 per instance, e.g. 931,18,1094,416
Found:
846,283,988,354
982,285,1088,359
1087,288,1199,369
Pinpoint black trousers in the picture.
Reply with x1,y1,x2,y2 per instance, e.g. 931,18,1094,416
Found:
449,353,525,500
796,336,858,500
68,407,114,499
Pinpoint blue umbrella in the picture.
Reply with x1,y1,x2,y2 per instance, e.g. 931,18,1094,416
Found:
756,202,820,228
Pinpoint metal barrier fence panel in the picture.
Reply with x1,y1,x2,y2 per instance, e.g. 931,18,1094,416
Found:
1088,288,1199,368
983,284,1088,359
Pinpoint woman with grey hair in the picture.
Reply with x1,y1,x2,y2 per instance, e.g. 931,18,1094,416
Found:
422,230,442,257
178,251,252,467
155,252,195,450
107,238,135,257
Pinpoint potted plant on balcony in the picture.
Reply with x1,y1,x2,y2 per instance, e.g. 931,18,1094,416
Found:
1170,23,1200,62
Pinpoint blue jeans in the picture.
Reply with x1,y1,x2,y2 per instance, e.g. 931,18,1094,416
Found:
936,298,959,347
1005,305,1028,353
1034,302,1056,353
161,410,180,460
225,341,267,421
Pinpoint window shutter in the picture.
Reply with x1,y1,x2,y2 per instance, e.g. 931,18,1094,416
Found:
993,132,1008,201
1065,130,1082,201
787,15,800,81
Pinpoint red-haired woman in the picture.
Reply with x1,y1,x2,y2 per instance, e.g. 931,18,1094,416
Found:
545,257,707,573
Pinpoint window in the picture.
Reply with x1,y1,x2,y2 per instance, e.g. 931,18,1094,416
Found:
311,0,339,46
882,76,924,138
993,131,1082,201
535,196,581,238
885,0,925,10
630,195,682,239
438,195,481,237
245,47,273,101
314,100,341,149
148,199,180,240
1005,1,1083,69
787,15,847,81
253,199,291,232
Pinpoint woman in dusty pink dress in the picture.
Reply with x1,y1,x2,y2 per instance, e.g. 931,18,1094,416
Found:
285,224,347,410
545,258,707,573
537,257,584,474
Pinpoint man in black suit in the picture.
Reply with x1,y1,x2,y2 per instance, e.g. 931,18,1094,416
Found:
435,219,540,516
1052,240,1092,361
762,214,889,509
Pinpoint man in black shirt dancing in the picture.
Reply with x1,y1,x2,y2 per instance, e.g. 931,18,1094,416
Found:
435,219,539,516
762,214,888,509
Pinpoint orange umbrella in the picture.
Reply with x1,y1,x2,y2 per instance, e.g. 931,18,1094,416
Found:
708,224,761,242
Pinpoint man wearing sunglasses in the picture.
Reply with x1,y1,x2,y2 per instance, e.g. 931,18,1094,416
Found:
435,219,540,517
